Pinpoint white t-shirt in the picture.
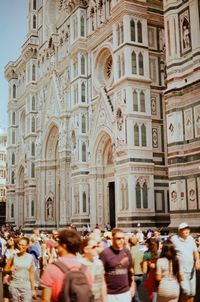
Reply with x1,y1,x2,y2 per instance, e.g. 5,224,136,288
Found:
171,235,197,272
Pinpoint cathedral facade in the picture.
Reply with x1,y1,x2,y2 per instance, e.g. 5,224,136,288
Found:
5,0,200,231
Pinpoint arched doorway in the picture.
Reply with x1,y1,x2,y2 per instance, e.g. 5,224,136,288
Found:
45,125,60,226
93,131,115,228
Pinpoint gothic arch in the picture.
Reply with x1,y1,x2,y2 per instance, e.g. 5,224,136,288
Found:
42,119,60,160
45,125,59,160
16,164,25,188
92,130,114,166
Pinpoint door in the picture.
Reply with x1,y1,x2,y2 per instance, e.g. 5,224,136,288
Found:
108,182,115,229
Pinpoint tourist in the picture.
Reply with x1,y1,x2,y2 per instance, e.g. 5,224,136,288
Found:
171,223,199,302
129,237,145,302
99,228,135,302
79,237,107,302
142,238,159,302
40,228,92,302
4,236,36,302
3,234,19,302
156,239,183,302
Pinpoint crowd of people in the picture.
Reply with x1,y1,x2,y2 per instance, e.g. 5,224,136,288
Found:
0,222,199,302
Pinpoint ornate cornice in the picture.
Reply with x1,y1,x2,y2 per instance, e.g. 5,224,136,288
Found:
59,0,88,12
21,36,39,62
4,63,18,81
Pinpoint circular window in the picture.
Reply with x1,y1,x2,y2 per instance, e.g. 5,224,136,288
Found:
94,47,113,90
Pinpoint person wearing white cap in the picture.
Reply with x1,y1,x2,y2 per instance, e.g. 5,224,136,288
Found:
171,223,199,302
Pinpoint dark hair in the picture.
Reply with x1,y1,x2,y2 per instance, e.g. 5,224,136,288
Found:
111,228,123,238
146,238,159,262
160,240,180,280
6,235,17,249
80,237,90,254
58,229,81,255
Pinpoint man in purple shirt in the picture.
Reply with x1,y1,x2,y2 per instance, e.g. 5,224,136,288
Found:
99,228,135,302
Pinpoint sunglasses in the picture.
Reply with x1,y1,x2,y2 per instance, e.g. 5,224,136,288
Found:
89,245,98,249
114,237,125,240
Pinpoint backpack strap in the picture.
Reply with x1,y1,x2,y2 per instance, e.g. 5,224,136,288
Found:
53,260,70,274
53,260,84,274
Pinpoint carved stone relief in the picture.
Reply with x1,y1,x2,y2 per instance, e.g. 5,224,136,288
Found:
187,178,197,210
194,105,200,137
184,108,193,140
170,180,186,211
152,128,158,148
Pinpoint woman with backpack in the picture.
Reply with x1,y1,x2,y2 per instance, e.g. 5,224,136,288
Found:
40,229,93,302
156,240,183,302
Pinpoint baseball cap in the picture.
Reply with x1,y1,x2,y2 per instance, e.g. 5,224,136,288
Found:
178,222,189,230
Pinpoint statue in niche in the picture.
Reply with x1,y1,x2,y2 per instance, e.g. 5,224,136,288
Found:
179,9,191,54
116,108,123,131
183,23,190,50
46,197,54,220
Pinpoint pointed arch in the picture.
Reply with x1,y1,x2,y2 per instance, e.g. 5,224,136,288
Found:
33,15,37,29
33,0,37,10
139,53,144,75
82,191,87,212
130,19,135,41
12,130,15,145
31,141,35,156
121,53,125,76
11,153,15,165
81,82,86,103
12,112,16,125
140,91,145,112
11,171,15,184
134,124,139,146
31,162,35,178
73,15,78,39
32,116,36,132
137,20,143,43
13,84,17,99
32,64,36,81
11,203,14,218
81,115,86,133
143,182,148,208
141,123,147,146
31,200,35,216
81,55,85,74
136,182,141,208
32,96,36,111
74,83,78,104
131,51,137,74
133,90,138,111
80,16,85,37
118,55,121,78
43,122,59,160
82,142,86,162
